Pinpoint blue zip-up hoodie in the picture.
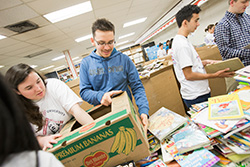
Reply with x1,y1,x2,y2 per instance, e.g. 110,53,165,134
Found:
79,48,149,116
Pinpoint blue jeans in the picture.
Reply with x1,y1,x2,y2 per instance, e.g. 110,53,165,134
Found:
183,92,211,109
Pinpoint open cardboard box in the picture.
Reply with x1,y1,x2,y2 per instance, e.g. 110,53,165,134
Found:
48,91,150,167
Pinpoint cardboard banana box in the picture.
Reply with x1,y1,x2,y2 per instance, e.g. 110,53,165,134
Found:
48,92,150,167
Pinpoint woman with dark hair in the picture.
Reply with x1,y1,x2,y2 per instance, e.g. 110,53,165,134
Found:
5,63,94,150
0,73,63,167
204,24,216,45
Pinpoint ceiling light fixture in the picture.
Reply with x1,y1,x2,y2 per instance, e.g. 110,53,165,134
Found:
116,40,129,46
72,57,79,60
0,35,6,40
0,65,4,68
44,1,93,23
30,65,37,68
40,65,55,71
75,34,92,42
119,32,135,39
54,65,66,71
52,55,65,61
123,17,147,28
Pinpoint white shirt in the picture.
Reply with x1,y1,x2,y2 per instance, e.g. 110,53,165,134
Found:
172,34,210,100
2,151,64,167
33,78,82,136
204,33,216,45
157,48,167,57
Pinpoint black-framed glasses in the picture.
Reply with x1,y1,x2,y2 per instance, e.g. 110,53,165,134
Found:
94,39,116,46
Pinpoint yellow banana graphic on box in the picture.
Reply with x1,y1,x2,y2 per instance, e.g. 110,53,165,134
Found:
110,126,137,155
110,130,121,153
126,127,137,152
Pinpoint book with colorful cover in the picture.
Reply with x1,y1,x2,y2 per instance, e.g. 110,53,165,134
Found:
164,140,219,167
172,124,210,154
217,136,250,154
197,123,222,138
192,108,240,133
234,86,250,110
235,65,250,77
147,159,168,167
208,93,244,120
234,74,250,83
148,107,187,141
190,101,208,112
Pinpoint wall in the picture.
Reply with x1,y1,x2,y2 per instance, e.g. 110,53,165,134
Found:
149,0,229,46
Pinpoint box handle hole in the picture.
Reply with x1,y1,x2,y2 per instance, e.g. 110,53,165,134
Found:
105,120,111,126
61,141,67,147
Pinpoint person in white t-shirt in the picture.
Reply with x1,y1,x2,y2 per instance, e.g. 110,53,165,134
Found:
157,43,167,58
172,5,234,110
204,24,216,45
5,63,94,150
0,73,63,167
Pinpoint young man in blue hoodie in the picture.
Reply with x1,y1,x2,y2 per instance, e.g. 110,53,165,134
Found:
79,18,149,130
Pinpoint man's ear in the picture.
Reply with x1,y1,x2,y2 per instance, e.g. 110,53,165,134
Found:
229,0,234,6
182,20,188,27
90,38,95,47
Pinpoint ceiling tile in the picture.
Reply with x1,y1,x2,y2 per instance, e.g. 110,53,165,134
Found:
0,4,39,27
0,0,22,10
28,0,89,14
12,24,58,41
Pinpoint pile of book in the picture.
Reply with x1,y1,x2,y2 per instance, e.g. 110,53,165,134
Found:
234,65,250,86
144,94,250,167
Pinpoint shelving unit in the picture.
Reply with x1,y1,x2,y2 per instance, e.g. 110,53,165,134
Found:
120,44,145,64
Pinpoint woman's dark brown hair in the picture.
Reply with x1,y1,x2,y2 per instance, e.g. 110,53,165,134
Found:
0,73,41,166
5,63,45,131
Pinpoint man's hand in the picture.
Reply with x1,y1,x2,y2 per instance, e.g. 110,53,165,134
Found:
215,68,235,78
140,113,148,134
100,90,123,106
37,134,62,150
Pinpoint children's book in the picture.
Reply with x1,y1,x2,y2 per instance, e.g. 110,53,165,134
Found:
147,159,168,167
192,108,240,133
223,121,250,139
148,107,187,141
205,57,244,73
235,65,250,77
234,74,250,83
217,136,250,154
208,93,244,120
227,153,250,163
172,124,210,154
164,140,219,167
190,101,208,112
234,86,250,110
197,123,222,138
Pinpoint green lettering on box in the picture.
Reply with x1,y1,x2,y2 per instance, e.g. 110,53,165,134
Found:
53,116,135,161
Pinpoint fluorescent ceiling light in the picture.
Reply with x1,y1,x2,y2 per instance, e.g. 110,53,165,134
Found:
44,1,92,23
123,17,147,28
30,65,37,68
119,32,135,39
116,40,129,46
54,65,66,71
74,59,82,63
72,57,79,60
40,65,55,71
0,35,6,40
52,55,65,61
75,34,92,42
0,65,4,68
